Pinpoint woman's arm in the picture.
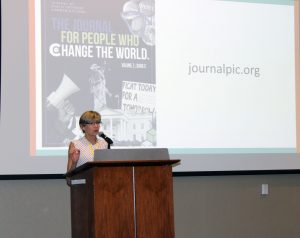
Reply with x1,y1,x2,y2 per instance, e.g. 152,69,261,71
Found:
67,142,80,172
66,142,80,186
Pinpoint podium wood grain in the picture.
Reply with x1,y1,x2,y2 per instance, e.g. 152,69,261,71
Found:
68,160,179,238
135,165,175,238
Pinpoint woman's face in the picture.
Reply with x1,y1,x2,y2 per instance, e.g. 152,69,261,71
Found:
81,121,101,136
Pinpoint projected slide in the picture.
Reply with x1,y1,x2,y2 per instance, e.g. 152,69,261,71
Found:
29,0,299,158
155,0,297,152
33,0,156,155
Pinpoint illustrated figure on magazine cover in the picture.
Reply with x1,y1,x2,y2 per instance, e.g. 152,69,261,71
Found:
46,63,114,146
89,63,113,111
121,0,155,46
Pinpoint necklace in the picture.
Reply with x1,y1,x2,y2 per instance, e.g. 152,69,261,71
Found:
88,143,98,157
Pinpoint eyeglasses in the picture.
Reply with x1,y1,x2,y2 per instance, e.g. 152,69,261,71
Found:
85,121,101,125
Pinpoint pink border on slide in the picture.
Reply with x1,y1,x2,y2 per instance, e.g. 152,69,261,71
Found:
295,0,300,152
28,0,36,156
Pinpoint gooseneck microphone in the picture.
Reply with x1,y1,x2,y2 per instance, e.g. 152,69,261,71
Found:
98,132,113,149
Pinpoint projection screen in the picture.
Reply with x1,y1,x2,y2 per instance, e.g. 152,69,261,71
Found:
0,0,299,175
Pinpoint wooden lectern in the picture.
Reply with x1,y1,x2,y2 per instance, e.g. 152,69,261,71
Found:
65,148,180,238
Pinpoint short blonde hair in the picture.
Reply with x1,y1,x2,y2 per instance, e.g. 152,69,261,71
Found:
79,111,101,128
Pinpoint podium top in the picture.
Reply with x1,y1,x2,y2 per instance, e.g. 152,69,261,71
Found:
65,159,180,177
65,148,180,177
94,148,170,162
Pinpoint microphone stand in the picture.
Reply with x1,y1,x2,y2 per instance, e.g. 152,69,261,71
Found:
98,132,113,149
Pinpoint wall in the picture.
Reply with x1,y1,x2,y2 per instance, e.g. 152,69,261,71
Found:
1,174,300,238
173,174,300,238
0,179,71,238
1,1,300,237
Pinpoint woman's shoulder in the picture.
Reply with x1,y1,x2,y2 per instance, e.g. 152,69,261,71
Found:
71,137,86,147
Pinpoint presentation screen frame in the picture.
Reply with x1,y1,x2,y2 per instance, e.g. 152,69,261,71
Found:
1,0,300,178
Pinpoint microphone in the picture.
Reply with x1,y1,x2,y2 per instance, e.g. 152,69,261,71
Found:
98,132,113,145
